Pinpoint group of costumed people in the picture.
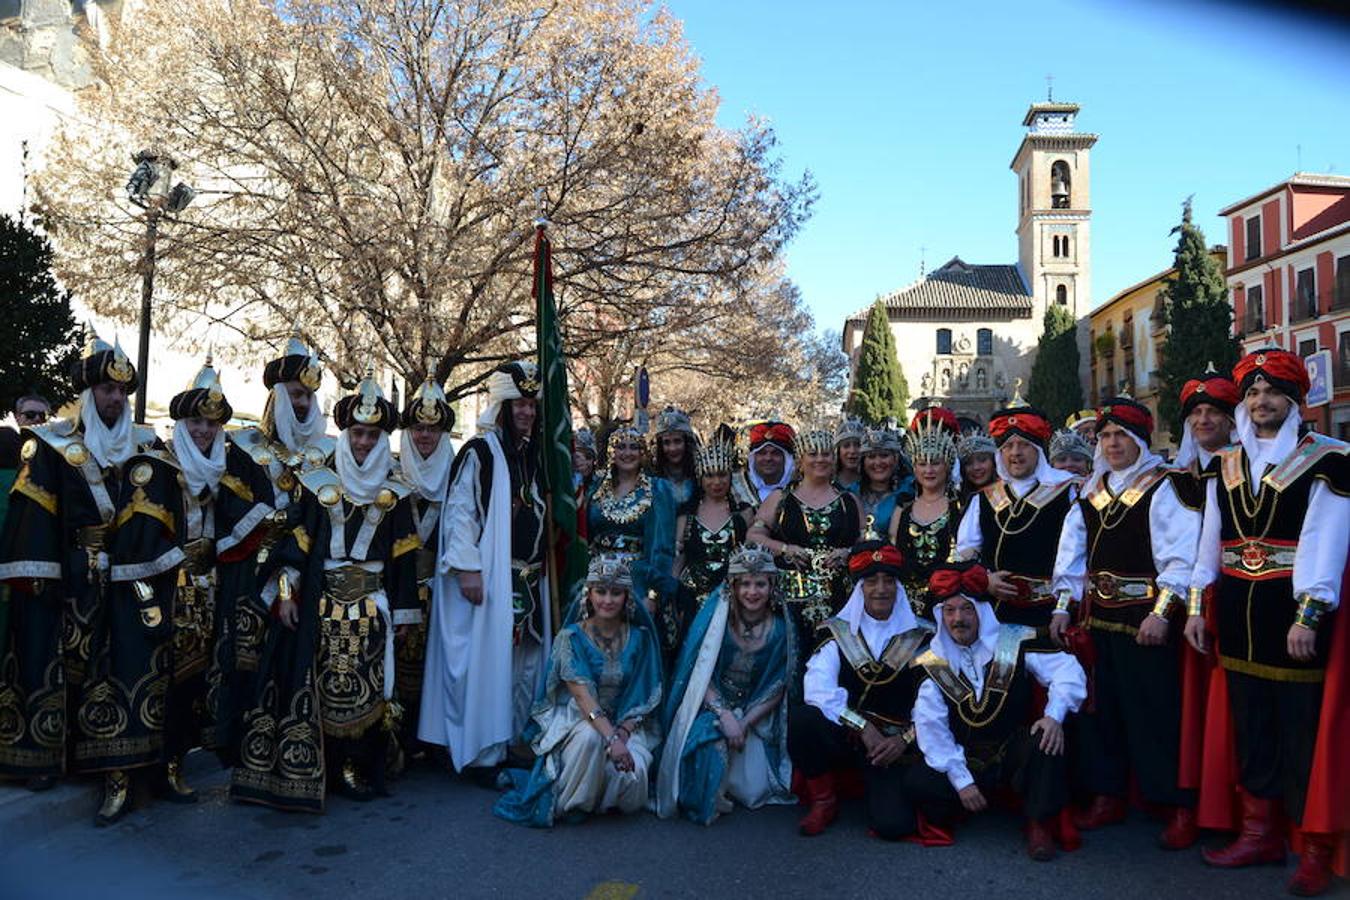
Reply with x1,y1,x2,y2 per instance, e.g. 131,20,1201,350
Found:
0,332,1346,896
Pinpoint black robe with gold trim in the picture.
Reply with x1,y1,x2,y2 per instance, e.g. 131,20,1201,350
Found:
231,467,419,813
0,422,182,776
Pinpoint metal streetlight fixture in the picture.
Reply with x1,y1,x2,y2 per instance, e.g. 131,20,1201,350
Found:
125,150,195,424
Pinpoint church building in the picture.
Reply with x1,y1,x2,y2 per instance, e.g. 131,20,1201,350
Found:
842,99,1096,425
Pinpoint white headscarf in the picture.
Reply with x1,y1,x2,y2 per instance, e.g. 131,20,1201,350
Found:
399,431,453,502
476,366,529,432
336,430,392,506
835,578,918,635
933,594,1001,691
1173,418,1237,471
172,420,227,498
270,384,328,452
1233,393,1301,485
993,443,1075,496
748,444,796,500
79,388,135,468
1087,430,1164,495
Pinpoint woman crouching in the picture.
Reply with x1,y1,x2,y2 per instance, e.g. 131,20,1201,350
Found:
493,555,662,827
656,544,796,824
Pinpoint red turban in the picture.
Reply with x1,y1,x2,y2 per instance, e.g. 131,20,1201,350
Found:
1233,348,1310,402
1096,396,1154,445
910,406,960,435
748,421,796,452
928,562,991,601
1180,371,1238,419
988,406,1053,449
848,541,905,580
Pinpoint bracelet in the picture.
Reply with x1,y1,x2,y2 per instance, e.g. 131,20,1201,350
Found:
705,695,726,715
1186,587,1204,618
1293,594,1331,631
1054,589,1073,615
605,731,625,747
587,708,603,723
839,708,867,733
1150,588,1179,619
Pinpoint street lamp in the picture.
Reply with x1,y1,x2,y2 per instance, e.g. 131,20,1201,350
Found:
125,150,194,424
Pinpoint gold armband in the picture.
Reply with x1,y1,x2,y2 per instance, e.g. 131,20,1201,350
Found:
1293,594,1331,631
1186,587,1204,618
1054,589,1073,615
839,708,867,733
1151,588,1180,618
277,572,293,605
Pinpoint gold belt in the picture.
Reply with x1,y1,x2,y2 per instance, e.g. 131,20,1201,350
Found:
182,538,216,575
75,525,110,550
324,566,382,602
1220,538,1297,581
1088,571,1156,607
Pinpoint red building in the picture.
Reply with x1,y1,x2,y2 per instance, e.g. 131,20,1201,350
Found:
1221,173,1350,438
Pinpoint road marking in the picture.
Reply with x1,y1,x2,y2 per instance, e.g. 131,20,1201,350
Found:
584,881,639,900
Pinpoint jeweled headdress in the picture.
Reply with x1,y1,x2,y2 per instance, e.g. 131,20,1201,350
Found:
1049,428,1092,462
586,553,633,589
573,428,597,458
726,544,778,578
956,429,996,460
694,440,736,477
861,424,903,455
834,416,866,445
905,411,957,466
606,424,645,456
653,405,695,437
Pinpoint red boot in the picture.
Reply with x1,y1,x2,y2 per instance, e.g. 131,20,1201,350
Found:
1287,834,1334,897
1026,819,1057,862
1202,791,1285,867
1159,806,1198,850
797,774,838,837
1073,794,1127,830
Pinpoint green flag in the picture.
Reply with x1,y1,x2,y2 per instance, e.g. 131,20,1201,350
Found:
535,225,587,623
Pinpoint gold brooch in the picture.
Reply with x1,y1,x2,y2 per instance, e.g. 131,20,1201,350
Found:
872,550,883,561
376,488,396,510
317,484,342,507
415,399,439,425
1196,385,1206,393
108,355,135,384
200,389,224,420
130,462,153,486
20,439,36,461
300,359,322,391
1256,353,1267,365
276,470,297,492
304,446,327,467
64,443,89,466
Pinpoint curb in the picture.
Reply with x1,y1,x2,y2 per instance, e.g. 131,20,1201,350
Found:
0,749,230,838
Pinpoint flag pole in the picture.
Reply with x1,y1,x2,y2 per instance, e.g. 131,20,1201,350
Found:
535,198,564,631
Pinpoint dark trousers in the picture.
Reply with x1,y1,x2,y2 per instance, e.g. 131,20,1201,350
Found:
903,726,1068,823
1073,628,1194,808
1227,670,1322,824
787,704,916,840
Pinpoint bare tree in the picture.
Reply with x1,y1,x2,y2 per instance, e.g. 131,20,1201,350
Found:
35,0,813,398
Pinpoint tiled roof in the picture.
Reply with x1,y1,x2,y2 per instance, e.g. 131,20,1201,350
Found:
850,257,1031,321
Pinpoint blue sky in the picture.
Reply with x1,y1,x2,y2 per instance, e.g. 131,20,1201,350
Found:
662,0,1350,332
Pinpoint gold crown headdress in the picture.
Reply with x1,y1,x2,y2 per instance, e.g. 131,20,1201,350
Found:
586,553,633,589
834,416,866,444
795,426,834,459
694,440,735,476
956,429,996,460
353,365,384,425
190,353,226,420
905,411,957,466
410,376,449,426
607,424,645,454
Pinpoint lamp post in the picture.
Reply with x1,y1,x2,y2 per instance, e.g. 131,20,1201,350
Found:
125,150,194,424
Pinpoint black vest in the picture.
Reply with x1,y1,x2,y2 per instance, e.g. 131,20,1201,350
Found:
824,619,929,730
976,479,1075,628
1078,466,1169,633
918,626,1039,764
1213,435,1349,680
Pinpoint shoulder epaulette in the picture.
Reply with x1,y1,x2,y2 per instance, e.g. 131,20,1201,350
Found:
1264,432,1350,493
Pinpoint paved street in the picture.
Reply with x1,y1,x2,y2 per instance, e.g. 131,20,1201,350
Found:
2,759,1341,900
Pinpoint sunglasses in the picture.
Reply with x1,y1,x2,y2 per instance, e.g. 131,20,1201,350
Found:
17,410,46,421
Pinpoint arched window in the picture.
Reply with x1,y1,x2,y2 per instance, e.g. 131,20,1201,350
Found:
1052,236,1061,257
1050,160,1072,209
977,328,993,355
936,328,952,355
1056,284,1068,306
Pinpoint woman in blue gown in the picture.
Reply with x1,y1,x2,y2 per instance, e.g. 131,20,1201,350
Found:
854,423,913,532
655,545,796,825
587,425,678,656
493,555,663,827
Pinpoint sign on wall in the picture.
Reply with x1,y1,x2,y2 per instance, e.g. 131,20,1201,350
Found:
1305,348,1332,408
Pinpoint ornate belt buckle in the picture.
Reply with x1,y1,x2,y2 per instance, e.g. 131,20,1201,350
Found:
1092,573,1118,600
1240,542,1268,572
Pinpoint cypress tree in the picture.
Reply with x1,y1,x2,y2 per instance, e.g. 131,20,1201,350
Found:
846,300,909,424
0,213,81,414
1156,201,1239,443
1027,303,1083,424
